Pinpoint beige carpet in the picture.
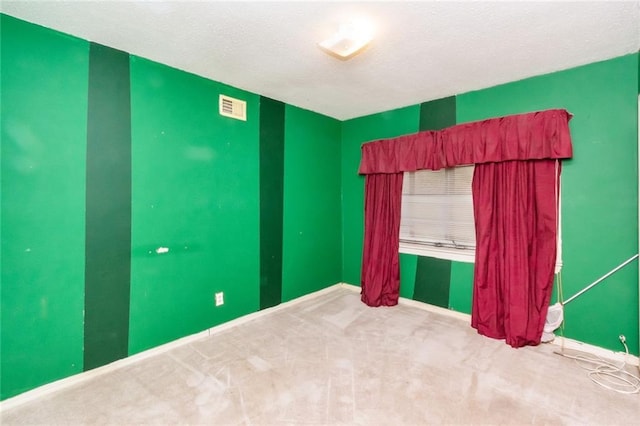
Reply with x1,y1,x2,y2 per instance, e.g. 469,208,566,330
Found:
2,286,638,425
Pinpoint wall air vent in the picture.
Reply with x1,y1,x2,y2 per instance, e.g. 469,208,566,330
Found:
219,94,247,121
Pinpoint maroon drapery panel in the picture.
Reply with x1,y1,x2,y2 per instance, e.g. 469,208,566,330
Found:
361,173,404,306
472,160,560,347
358,109,572,347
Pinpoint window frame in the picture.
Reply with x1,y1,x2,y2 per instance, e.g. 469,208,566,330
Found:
399,166,563,272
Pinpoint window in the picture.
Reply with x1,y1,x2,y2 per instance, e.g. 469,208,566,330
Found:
400,166,476,262
400,165,562,271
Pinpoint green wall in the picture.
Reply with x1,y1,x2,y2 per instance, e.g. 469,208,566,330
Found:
282,106,342,302
1,15,341,400
341,53,640,355
1,16,88,400
128,57,262,354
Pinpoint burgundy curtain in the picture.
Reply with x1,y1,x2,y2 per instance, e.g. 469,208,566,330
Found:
361,173,403,306
472,160,560,347
357,109,573,347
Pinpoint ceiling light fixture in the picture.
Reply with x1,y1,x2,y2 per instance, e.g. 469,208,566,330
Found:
318,20,374,60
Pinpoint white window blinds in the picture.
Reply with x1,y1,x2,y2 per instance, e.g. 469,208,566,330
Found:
400,166,476,262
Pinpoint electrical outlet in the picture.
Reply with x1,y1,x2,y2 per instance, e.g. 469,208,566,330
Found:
215,292,224,307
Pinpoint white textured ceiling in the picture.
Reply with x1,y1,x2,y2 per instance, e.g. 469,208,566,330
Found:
2,1,639,120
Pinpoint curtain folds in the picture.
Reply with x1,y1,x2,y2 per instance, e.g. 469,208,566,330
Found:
361,173,403,307
359,109,573,174
357,109,573,347
471,160,560,347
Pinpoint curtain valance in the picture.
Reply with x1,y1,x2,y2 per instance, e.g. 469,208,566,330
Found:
359,109,573,174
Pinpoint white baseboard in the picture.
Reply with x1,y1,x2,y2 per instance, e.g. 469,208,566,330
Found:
340,282,471,322
0,327,208,412
552,336,640,367
340,282,640,368
0,283,344,412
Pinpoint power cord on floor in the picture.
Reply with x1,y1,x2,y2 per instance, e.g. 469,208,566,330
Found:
555,335,640,394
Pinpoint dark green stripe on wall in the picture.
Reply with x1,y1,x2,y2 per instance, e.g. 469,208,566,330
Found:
413,256,452,307
413,97,456,308
419,96,457,131
259,97,285,310
84,43,132,371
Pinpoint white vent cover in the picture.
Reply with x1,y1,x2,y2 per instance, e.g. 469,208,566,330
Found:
219,94,247,121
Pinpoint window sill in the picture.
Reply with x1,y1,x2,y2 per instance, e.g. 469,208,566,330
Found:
399,242,563,273
399,241,475,263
